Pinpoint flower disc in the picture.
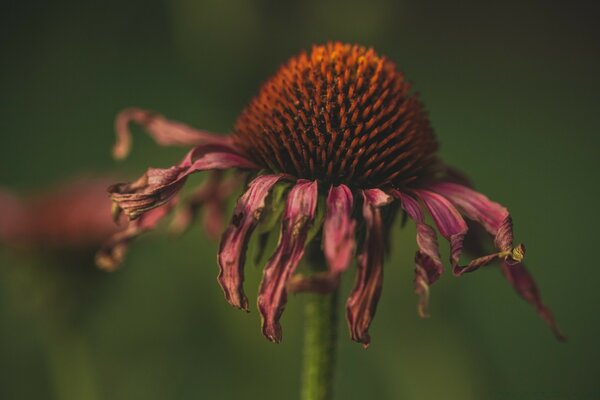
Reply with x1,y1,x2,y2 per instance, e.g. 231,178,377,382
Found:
233,43,439,188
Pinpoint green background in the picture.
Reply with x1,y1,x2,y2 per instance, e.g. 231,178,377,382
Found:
1,1,598,399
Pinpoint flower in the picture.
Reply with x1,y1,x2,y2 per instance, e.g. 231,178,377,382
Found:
104,42,564,346
0,179,121,250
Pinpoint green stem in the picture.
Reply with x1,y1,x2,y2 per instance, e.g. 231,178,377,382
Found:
300,287,339,400
46,330,99,400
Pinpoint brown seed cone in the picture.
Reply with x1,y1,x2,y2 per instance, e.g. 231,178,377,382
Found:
233,42,439,189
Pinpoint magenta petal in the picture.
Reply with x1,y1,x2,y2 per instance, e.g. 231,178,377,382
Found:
346,189,391,347
96,199,176,270
431,182,564,339
323,184,356,273
501,261,566,341
430,183,522,273
217,174,282,311
393,190,443,318
110,144,259,220
258,180,318,343
429,182,508,233
113,108,232,160
415,189,467,270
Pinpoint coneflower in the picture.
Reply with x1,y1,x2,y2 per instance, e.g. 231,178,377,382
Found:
102,42,563,399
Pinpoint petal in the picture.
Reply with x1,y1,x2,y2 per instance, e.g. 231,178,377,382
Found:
96,198,176,270
429,182,508,234
257,180,318,343
501,261,566,341
113,108,232,160
109,143,258,220
323,184,356,273
217,174,282,311
346,188,391,347
392,190,443,318
431,182,564,339
414,189,467,270
170,172,243,239
429,183,522,274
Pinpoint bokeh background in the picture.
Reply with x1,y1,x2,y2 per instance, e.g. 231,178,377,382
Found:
1,1,599,399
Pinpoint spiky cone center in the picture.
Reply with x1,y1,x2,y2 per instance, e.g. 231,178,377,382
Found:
233,43,439,189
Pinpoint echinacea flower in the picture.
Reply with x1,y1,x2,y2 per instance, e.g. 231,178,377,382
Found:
0,179,121,250
104,42,563,346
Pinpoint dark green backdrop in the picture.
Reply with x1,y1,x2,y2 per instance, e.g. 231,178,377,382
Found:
1,1,598,399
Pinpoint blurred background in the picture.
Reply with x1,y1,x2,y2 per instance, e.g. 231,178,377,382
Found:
1,1,598,399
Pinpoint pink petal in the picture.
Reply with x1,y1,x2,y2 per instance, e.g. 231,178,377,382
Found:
429,183,519,274
170,172,243,240
431,182,564,339
257,180,318,343
323,184,356,273
96,198,176,270
414,189,467,270
346,188,391,347
501,261,566,341
217,174,282,311
109,144,259,220
392,190,443,318
429,182,508,233
113,108,232,160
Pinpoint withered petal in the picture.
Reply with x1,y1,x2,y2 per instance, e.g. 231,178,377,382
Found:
414,189,467,270
96,198,176,270
346,188,391,347
501,261,566,341
257,180,318,343
217,174,282,311
393,190,443,318
431,182,563,339
113,108,232,160
323,184,356,273
110,144,259,220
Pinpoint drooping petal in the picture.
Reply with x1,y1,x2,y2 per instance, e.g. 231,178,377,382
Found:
414,189,467,270
96,198,176,270
323,184,356,273
501,260,566,341
346,188,391,347
217,174,283,311
257,180,318,343
109,144,259,220
113,108,232,160
170,172,244,239
392,190,443,318
429,183,521,274
431,182,564,339
429,182,507,233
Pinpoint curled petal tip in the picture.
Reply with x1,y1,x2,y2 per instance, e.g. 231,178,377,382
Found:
415,278,431,319
262,323,282,344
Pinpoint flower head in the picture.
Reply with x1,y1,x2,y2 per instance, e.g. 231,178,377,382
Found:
103,43,564,346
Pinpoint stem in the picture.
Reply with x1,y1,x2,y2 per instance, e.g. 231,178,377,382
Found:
46,330,99,400
300,287,339,400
